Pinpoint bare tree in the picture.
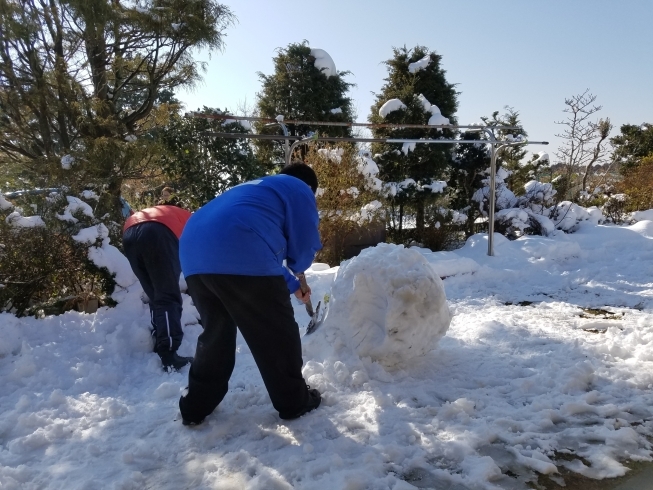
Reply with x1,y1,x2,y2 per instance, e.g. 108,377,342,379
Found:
554,90,612,198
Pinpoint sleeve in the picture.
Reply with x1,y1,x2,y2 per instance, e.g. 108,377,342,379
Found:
282,266,300,293
284,184,322,278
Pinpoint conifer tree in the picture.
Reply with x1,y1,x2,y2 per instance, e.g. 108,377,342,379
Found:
611,123,653,173
368,46,458,240
254,42,354,167
159,108,263,208
0,0,233,218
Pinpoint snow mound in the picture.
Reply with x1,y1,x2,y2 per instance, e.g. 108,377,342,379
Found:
408,55,431,74
379,99,407,118
0,193,13,210
631,209,653,222
321,243,451,368
309,48,336,77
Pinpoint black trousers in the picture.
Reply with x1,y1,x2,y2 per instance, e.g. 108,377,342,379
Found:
123,222,184,353
180,274,309,420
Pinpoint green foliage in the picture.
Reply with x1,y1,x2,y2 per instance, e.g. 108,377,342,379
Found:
158,108,265,208
254,42,355,166
0,192,117,316
0,0,234,218
612,123,653,173
368,46,458,239
617,155,653,211
481,108,528,191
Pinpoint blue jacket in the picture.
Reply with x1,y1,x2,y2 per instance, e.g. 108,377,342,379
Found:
179,175,322,293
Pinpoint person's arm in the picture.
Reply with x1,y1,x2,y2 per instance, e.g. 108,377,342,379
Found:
284,186,322,276
282,266,300,293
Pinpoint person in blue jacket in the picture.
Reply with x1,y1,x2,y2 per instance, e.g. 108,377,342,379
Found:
178,162,323,425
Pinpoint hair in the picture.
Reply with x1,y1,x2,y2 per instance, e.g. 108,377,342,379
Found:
279,161,318,194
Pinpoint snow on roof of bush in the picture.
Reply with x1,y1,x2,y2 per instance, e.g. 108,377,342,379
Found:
309,48,336,78
330,107,342,114
379,98,407,118
0,193,13,210
58,196,94,223
61,155,75,170
5,211,45,228
408,54,431,74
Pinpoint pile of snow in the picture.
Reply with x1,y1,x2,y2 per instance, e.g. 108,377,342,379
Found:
0,193,13,210
309,244,451,369
74,224,136,289
80,190,99,201
632,209,653,222
427,104,450,126
221,118,252,131
554,201,591,232
56,196,94,223
60,155,75,170
379,98,407,118
317,147,344,162
408,54,431,74
5,211,45,228
330,107,342,114
309,48,336,78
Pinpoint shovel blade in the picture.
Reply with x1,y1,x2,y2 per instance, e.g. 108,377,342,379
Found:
305,300,323,335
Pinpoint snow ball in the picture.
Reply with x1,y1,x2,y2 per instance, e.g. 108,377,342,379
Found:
408,54,431,74
61,154,75,169
322,243,451,368
379,99,407,118
309,48,336,77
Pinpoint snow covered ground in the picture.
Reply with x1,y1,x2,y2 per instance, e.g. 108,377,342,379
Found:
1,218,653,489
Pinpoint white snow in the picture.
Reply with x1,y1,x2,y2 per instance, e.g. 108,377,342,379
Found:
309,48,336,78
330,107,342,114
379,98,407,118
408,54,431,74
0,193,13,210
57,196,95,223
2,213,653,488
60,154,75,170
80,190,100,201
5,211,45,228
632,209,653,222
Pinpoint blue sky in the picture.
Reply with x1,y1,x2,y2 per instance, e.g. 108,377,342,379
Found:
178,0,653,160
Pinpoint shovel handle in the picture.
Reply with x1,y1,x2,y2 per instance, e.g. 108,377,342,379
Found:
296,273,314,317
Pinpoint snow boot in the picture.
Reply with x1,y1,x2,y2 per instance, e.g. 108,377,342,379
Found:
279,387,321,420
159,351,193,372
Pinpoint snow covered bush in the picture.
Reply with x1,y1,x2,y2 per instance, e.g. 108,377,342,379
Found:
601,194,631,224
0,190,125,316
305,145,386,264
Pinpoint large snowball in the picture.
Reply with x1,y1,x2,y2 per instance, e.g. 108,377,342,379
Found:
324,243,451,368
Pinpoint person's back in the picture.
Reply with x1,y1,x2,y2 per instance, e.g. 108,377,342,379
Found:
180,174,321,289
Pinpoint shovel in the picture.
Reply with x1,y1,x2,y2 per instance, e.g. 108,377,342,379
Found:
297,273,325,335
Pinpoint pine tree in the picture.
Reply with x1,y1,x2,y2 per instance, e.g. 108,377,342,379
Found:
611,123,653,173
0,0,233,219
254,42,354,167
368,46,458,241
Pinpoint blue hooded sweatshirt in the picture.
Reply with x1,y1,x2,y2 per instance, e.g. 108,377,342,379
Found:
179,175,322,293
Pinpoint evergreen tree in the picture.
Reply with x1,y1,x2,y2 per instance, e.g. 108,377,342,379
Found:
158,108,263,208
254,42,354,167
611,123,653,173
0,0,233,219
368,46,458,240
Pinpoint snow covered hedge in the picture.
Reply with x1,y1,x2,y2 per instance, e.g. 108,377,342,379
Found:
0,189,134,316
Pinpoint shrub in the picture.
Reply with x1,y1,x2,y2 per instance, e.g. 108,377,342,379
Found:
0,191,117,316
617,155,653,212
304,145,386,265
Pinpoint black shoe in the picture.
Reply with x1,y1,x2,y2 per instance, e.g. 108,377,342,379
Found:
182,417,204,426
279,388,321,420
159,351,193,372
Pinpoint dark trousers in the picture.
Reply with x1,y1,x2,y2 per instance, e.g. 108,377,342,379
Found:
180,274,309,421
123,222,184,353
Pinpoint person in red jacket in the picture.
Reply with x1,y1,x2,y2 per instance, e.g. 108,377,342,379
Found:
123,204,193,371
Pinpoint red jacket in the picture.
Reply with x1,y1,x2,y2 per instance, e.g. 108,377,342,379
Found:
123,205,191,239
